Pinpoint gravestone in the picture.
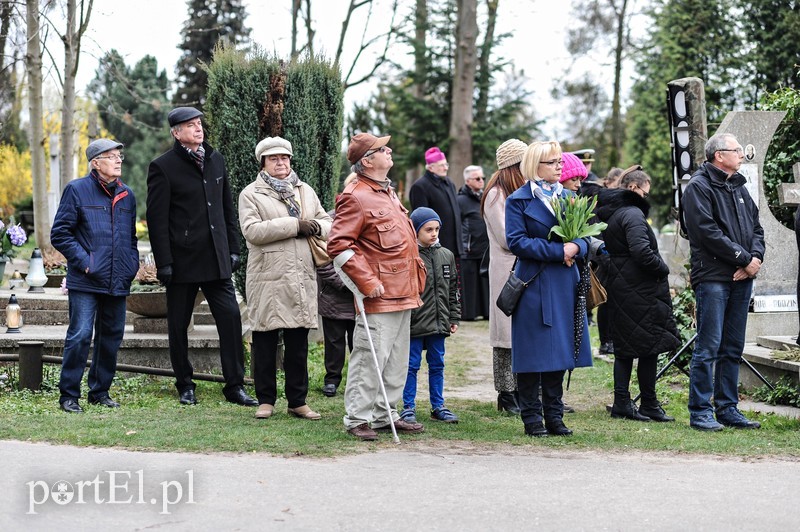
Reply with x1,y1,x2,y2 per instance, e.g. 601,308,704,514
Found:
714,111,797,340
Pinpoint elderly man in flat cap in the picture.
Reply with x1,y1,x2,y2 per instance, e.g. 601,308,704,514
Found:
147,107,256,407
52,139,140,413
327,133,426,441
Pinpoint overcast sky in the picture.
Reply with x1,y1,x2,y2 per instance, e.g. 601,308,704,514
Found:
62,0,634,140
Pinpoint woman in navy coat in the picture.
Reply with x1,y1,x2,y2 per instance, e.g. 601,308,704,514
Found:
505,140,593,437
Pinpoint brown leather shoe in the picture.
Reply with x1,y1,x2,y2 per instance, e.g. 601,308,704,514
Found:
287,405,321,420
347,423,378,441
375,419,424,433
255,404,274,419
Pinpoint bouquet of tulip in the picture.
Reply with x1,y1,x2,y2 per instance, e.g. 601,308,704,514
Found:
549,194,606,242
0,217,28,261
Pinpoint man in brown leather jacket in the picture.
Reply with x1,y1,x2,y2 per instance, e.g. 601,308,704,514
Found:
327,133,427,441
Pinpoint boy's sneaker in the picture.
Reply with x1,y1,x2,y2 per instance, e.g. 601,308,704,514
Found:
431,406,459,423
399,407,417,424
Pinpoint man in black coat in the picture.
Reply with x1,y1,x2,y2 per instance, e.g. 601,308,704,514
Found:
457,164,489,320
409,147,464,259
147,107,256,407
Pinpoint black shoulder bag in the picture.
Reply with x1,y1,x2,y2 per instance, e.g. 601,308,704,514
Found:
496,257,542,317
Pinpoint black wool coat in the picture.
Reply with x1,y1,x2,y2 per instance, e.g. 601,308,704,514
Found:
146,140,240,283
595,189,681,359
457,185,488,260
409,171,464,257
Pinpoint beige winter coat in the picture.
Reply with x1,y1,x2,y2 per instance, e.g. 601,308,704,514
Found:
238,176,332,331
483,186,514,348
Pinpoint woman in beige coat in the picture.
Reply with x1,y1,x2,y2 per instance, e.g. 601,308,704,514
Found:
239,137,332,420
481,139,528,415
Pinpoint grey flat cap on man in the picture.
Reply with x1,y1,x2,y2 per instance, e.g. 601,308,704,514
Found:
86,139,124,161
168,107,204,127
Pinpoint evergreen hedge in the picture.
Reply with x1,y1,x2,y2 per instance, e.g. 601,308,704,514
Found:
205,45,344,299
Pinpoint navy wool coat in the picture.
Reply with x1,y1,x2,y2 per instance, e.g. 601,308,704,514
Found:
505,183,593,373
51,171,139,296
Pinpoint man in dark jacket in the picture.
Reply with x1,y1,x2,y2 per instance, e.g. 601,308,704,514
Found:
52,139,140,413
147,107,256,407
409,146,464,259
682,133,765,431
457,164,489,320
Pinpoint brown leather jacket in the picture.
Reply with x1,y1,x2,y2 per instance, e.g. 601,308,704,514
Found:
327,175,425,314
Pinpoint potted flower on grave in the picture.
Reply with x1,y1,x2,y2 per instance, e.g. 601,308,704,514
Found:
127,261,203,317
0,217,28,285
42,247,68,288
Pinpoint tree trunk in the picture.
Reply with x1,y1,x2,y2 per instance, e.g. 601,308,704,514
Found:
26,0,51,251
447,0,478,190
291,0,301,59
405,0,428,200
60,0,77,191
608,0,628,169
475,0,498,126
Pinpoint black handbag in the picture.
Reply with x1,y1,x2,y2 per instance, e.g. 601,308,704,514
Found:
496,258,542,317
479,249,490,278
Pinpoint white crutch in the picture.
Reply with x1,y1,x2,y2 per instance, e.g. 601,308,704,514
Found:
333,249,400,444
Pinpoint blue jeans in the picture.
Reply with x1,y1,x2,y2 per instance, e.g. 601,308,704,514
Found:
59,290,127,403
688,280,752,419
403,335,446,410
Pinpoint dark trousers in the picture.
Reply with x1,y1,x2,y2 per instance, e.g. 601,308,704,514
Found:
517,370,566,425
322,317,355,387
613,356,658,406
59,291,127,403
252,328,309,408
166,279,244,394
597,304,612,344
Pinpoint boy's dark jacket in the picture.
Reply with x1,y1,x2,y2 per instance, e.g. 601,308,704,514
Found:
411,241,461,337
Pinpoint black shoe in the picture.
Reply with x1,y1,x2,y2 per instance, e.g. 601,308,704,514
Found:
599,342,615,355
638,403,675,422
497,391,521,415
321,383,337,397
179,389,197,405
60,398,83,413
545,418,573,436
89,396,120,408
716,407,761,429
524,422,548,437
225,386,258,406
611,399,650,421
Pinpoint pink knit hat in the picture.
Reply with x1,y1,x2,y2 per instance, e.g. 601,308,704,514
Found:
559,152,588,183
425,147,447,165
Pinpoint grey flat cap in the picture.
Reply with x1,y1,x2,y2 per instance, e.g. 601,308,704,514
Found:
168,107,204,127
86,139,124,161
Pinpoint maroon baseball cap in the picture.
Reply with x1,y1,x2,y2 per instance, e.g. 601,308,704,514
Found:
347,133,391,164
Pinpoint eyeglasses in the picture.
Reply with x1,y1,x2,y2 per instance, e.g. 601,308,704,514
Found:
469,176,485,181
540,159,564,167
635,184,650,198
363,146,388,158
95,153,124,161
717,147,744,155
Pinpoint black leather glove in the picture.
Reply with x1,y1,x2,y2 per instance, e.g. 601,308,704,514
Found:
231,253,241,272
157,265,173,287
297,219,320,237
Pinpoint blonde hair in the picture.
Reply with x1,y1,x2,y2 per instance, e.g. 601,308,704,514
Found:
520,141,562,181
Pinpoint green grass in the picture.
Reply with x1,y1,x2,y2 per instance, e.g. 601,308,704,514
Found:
1,323,799,457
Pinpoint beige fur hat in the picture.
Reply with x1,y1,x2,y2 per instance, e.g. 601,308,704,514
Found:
496,139,527,169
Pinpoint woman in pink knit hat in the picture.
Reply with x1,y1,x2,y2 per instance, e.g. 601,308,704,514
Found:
559,152,588,192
